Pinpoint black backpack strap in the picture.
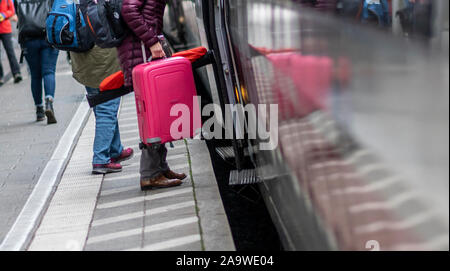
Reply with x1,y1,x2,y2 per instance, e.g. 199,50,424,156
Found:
19,49,25,64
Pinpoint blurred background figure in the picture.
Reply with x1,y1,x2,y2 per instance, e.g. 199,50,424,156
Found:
395,0,434,38
0,0,22,86
14,0,58,124
292,0,441,41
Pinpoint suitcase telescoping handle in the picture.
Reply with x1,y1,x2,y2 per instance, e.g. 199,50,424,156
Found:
141,42,153,63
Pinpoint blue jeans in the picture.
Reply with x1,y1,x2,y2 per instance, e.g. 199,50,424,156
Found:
85,87,124,165
362,0,390,27
24,39,59,106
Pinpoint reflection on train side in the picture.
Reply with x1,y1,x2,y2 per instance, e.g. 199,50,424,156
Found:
226,0,448,250
292,0,444,41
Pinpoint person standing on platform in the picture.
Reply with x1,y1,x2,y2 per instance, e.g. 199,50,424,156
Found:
70,46,134,175
118,0,186,190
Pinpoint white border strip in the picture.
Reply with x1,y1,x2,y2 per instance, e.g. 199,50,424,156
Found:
0,98,91,251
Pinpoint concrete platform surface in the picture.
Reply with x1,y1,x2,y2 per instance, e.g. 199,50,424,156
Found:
26,94,235,251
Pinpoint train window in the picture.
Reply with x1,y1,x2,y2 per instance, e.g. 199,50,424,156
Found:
165,0,204,50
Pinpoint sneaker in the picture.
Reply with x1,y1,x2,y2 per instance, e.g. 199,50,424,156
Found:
36,106,45,122
111,148,134,163
13,73,22,84
45,97,57,124
92,163,122,174
0,78,4,87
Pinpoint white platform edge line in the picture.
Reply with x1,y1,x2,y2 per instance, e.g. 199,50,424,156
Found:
0,97,91,251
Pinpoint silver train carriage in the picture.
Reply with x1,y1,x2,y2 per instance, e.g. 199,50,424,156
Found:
163,0,449,251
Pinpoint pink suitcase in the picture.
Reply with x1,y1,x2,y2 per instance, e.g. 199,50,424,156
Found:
132,57,201,145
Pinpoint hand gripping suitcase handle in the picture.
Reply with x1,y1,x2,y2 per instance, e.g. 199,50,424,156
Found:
141,41,169,63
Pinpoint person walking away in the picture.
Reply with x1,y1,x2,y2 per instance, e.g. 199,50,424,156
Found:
0,0,22,86
70,46,134,174
118,0,186,190
14,0,58,124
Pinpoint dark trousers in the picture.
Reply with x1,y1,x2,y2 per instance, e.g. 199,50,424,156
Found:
0,33,21,79
140,144,169,179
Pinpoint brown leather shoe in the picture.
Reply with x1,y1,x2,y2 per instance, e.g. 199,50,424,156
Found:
164,170,187,180
140,174,182,191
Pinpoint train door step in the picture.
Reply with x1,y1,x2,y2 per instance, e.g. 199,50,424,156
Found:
215,146,251,161
229,169,261,186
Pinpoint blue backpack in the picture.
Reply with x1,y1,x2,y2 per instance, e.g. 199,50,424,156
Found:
46,0,95,52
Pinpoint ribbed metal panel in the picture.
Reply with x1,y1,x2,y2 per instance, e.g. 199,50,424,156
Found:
216,146,254,161
229,169,261,186
216,146,236,160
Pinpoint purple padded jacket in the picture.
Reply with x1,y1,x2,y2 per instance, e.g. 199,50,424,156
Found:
118,0,166,88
